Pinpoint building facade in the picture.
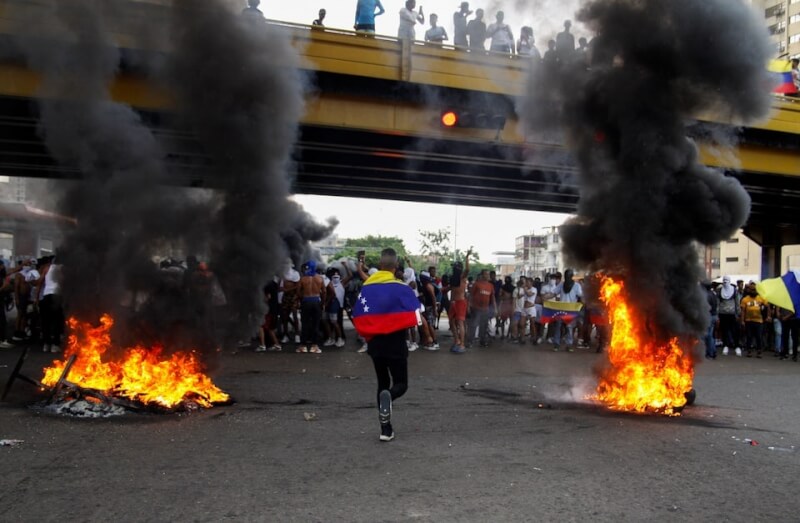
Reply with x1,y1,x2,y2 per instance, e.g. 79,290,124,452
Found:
754,0,800,58
514,226,563,278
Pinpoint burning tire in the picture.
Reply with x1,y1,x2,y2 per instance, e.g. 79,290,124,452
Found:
684,388,696,406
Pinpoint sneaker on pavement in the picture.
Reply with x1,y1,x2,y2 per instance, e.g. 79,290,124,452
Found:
378,389,392,426
296,346,308,353
43,344,51,353
380,423,394,442
0,340,13,349
450,345,466,354
553,345,560,352
268,345,282,352
735,347,742,357
536,337,543,344
722,346,729,356
309,345,322,354
432,342,440,350
281,335,290,344
323,338,335,347
294,335,301,344
408,342,418,352
567,347,575,353
335,338,345,348
357,344,368,353
255,345,268,352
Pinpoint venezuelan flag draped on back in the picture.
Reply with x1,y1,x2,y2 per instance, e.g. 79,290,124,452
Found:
541,300,584,324
768,59,798,95
352,271,421,341
756,270,800,318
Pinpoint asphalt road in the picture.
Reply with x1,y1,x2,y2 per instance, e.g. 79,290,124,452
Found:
1,326,798,523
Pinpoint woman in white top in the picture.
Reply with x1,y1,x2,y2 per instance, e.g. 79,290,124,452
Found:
38,256,64,353
398,0,425,41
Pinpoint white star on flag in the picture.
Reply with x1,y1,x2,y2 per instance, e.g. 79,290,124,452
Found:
363,305,370,312
361,297,367,305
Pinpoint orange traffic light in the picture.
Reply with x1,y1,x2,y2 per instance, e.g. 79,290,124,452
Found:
441,111,458,127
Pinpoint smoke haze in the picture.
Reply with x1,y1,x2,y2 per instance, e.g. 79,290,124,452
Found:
521,0,771,340
12,0,335,346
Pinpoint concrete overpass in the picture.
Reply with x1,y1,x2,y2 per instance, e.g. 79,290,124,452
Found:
1,0,799,262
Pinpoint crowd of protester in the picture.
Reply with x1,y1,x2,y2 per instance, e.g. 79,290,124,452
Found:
257,253,798,362
241,0,588,64
0,256,63,353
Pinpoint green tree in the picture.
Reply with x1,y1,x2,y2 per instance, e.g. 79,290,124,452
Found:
337,235,409,268
419,228,452,266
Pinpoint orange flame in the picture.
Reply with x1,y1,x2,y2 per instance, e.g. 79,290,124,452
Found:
594,277,694,416
42,315,229,409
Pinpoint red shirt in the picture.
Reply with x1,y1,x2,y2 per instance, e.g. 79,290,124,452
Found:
471,281,494,309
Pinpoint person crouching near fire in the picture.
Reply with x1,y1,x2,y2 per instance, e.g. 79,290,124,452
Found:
352,248,422,442
298,261,325,354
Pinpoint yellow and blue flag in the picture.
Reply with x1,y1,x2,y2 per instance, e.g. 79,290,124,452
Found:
352,270,421,340
541,300,584,324
757,270,800,317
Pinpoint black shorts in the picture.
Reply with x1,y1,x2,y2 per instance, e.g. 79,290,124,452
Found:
355,23,375,31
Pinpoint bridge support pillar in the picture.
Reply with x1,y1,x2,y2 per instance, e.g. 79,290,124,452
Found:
761,244,782,280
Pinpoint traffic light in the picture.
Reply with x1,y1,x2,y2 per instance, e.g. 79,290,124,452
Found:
439,109,506,130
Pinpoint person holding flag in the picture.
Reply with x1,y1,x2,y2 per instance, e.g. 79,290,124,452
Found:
352,248,422,442
544,269,584,352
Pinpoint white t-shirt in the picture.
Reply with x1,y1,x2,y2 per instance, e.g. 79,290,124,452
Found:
487,22,513,49
398,8,420,39
43,264,61,297
514,287,526,313
556,282,583,303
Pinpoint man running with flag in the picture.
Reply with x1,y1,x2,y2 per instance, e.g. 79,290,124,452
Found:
352,248,422,442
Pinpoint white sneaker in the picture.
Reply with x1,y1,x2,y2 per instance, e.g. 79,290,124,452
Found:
335,338,345,348
722,346,729,356
294,335,301,344
281,335,290,344
408,342,418,352
323,338,335,347
0,340,13,349
357,344,368,353
43,344,51,353
255,345,267,352
735,347,742,357
432,342,440,350
51,345,61,353
536,337,543,344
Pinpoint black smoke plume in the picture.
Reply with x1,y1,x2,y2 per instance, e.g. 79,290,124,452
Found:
521,0,771,340
13,0,335,346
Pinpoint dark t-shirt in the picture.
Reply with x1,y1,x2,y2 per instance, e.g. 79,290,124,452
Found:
367,329,408,359
467,19,486,49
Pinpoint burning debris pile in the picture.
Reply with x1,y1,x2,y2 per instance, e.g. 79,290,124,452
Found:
522,0,772,414
41,316,230,412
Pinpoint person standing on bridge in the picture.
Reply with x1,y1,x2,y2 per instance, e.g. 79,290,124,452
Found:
355,0,385,34
424,14,448,44
312,8,326,27
398,0,425,41
487,11,514,55
453,2,472,48
467,8,487,51
352,248,422,442
241,0,264,22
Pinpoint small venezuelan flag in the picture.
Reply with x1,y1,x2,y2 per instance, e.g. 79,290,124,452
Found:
541,300,584,324
352,270,421,340
768,59,798,95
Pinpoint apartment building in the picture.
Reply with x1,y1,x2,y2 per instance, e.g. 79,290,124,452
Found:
755,0,800,58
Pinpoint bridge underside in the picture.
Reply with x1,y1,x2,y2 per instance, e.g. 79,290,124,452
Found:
1,95,799,246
